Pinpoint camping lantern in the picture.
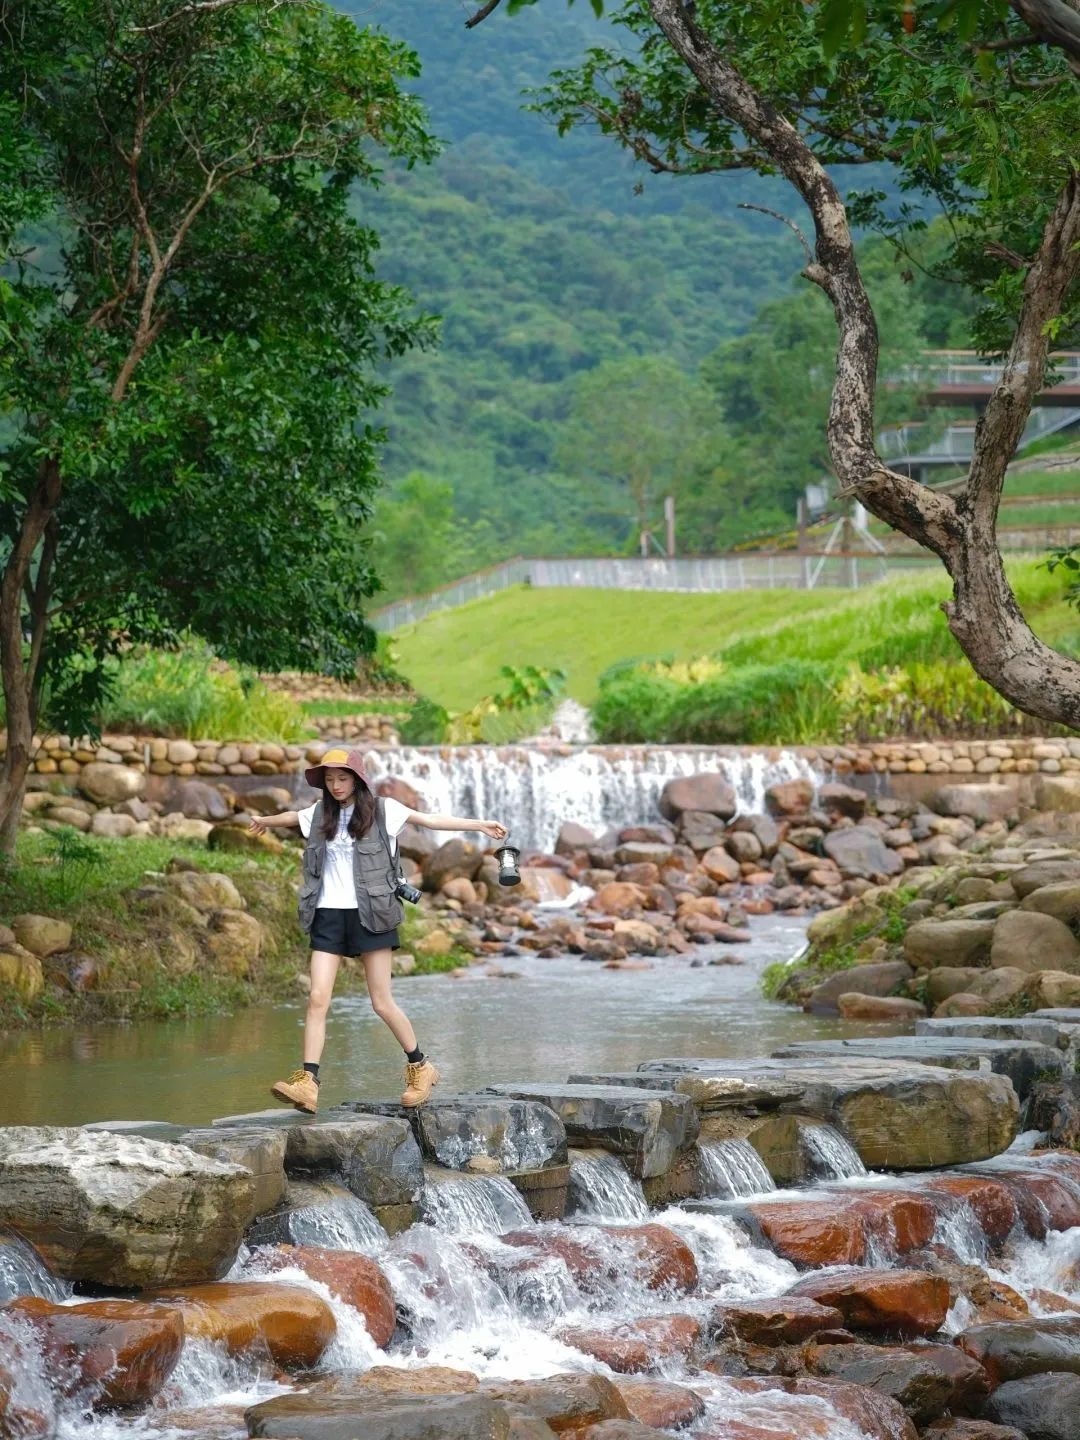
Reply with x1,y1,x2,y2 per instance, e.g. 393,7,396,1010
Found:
494,842,521,886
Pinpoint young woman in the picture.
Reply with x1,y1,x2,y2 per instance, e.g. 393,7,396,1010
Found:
248,746,507,1114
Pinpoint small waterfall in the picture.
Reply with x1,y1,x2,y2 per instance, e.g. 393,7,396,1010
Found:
930,1195,989,1265
433,1115,560,1173
362,744,820,852
802,1125,867,1181
0,1228,71,1303
698,1140,777,1199
282,1192,386,1253
424,1176,533,1235
566,1153,649,1221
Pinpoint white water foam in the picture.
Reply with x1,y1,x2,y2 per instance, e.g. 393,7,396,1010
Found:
279,1193,387,1253
364,745,820,852
0,1228,72,1304
697,1140,776,1199
658,1208,799,1299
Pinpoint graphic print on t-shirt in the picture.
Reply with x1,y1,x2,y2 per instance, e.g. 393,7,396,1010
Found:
297,798,411,910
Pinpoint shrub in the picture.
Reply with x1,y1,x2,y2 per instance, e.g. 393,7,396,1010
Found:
399,694,450,744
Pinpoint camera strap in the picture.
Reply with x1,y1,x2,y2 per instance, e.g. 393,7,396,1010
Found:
374,798,402,888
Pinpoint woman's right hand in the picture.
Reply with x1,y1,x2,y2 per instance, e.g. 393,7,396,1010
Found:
247,817,268,837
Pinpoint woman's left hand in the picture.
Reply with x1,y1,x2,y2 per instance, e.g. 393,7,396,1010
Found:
479,820,509,841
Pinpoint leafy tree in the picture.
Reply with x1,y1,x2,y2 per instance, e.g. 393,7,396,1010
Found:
370,472,502,600
466,0,1080,727
0,0,436,854
557,356,708,551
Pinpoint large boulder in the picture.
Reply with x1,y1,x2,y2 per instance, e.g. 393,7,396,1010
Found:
334,1098,565,1175
4,1296,184,1407
148,1280,336,1368
215,1111,424,1209
205,909,264,977
658,774,736,822
164,780,233,821
78,761,145,805
1012,860,1080,899
765,778,815,816
261,1245,395,1347
639,1055,1018,1169
726,1190,936,1268
556,1314,699,1374
709,1296,842,1346
1021,881,1080,925
804,1342,989,1425
823,828,904,880
904,920,996,970
955,1316,1080,1384
933,784,1019,823
773,1035,1064,1101
982,1372,1080,1440
164,870,244,912
991,909,1080,973
0,1129,254,1287
786,1268,950,1337
480,1084,698,1179
0,946,44,1001
1025,970,1080,1009
806,960,914,1013
1035,775,1080,813
11,915,72,959
246,1390,517,1440
423,840,484,892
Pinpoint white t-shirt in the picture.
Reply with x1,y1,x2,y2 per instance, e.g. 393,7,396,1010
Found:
297,797,411,910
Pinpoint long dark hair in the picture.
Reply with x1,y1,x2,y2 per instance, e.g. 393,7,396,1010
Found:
320,777,376,841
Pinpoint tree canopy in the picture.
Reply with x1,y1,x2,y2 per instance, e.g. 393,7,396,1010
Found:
0,0,435,850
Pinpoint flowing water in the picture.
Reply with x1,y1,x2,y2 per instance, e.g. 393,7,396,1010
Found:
566,1152,649,1221
362,744,822,852
697,1139,777,1198
802,1123,868,1181
1,915,915,1129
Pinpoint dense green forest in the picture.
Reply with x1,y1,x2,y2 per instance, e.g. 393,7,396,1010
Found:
346,1,970,601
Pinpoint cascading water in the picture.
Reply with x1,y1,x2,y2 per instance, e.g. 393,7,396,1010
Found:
278,1191,386,1253
423,1176,534,1235
363,744,821,852
566,1153,649,1222
697,1139,777,1199
802,1125,868,1181
0,1229,71,1303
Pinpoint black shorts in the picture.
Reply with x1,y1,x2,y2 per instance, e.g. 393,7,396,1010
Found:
309,908,400,956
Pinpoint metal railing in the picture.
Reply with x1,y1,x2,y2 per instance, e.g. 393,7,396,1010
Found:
879,405,1080,465
371,551,942,630
898,350,1080,390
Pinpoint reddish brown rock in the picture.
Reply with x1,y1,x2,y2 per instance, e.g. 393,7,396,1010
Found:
348,1365,480,1395
498,1223,696,1296
576,1423,670,1440
922,1418,1029,1440
710,1296,843,1346
836,994,927,1020
146,1280,335,1368
613,1377,705,1430
745,1191,934,1268
766,779,815,816
591,882,648,917
6,1296,184,1407
787,1268,950,1337
262,1245,395,1347
617,1224,699,1293
968,1155,1080,1236
701,847,741,884
918,1175,1020,1247
558,1315,700,1373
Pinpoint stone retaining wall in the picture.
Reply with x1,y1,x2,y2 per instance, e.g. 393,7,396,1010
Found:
8,733,1080,784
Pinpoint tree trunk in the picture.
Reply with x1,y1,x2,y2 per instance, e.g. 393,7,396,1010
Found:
0,455,62,860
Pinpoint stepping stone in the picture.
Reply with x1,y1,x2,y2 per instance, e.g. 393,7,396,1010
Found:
333,1095,567,1174
576,1065,807,1110
916,1016,1070,1049
771,1036,1065,1100
632,1056,1019,1170
213,1109,422,1208
480,1083,699,1179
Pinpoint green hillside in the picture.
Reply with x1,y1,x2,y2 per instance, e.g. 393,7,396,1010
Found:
393,561,1080,713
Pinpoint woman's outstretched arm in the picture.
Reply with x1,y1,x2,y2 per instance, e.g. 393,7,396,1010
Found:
404,810,508,841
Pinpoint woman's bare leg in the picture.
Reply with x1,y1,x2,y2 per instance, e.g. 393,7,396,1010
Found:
303,950,342,1065
362,948,418,1052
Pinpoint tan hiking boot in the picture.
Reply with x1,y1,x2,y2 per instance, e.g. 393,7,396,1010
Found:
271,1068,319,1114
402,1058,440,1108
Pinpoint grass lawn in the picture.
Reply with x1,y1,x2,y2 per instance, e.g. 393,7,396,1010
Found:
392,560,1080,712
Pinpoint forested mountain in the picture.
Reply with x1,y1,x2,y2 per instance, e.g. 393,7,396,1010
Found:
343,1,957,600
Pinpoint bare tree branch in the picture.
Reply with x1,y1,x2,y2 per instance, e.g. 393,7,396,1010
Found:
1011,0,1080,65
129,0,304,34
738,202,813,266
465,0,505,29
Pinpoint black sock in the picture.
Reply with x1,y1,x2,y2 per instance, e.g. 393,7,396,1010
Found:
405,1046,424,1065
302,1062,321,1084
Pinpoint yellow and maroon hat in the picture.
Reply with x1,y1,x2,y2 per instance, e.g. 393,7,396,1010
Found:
303,746,370,790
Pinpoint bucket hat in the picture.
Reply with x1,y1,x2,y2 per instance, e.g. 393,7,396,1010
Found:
304,746,370,790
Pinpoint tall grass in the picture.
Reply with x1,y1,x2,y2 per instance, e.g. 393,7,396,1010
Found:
102,640,310,741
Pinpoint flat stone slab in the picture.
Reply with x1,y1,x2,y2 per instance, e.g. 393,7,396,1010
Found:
628,1057,1018,1170
916,1016,1071,1049
479,1083,699,1178
772,1037,1066,1100
1031,1008,1080,1024
332,1096,567,1174
213,1109,422,1208
568,1068,808,1110
83,1122,287,1214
